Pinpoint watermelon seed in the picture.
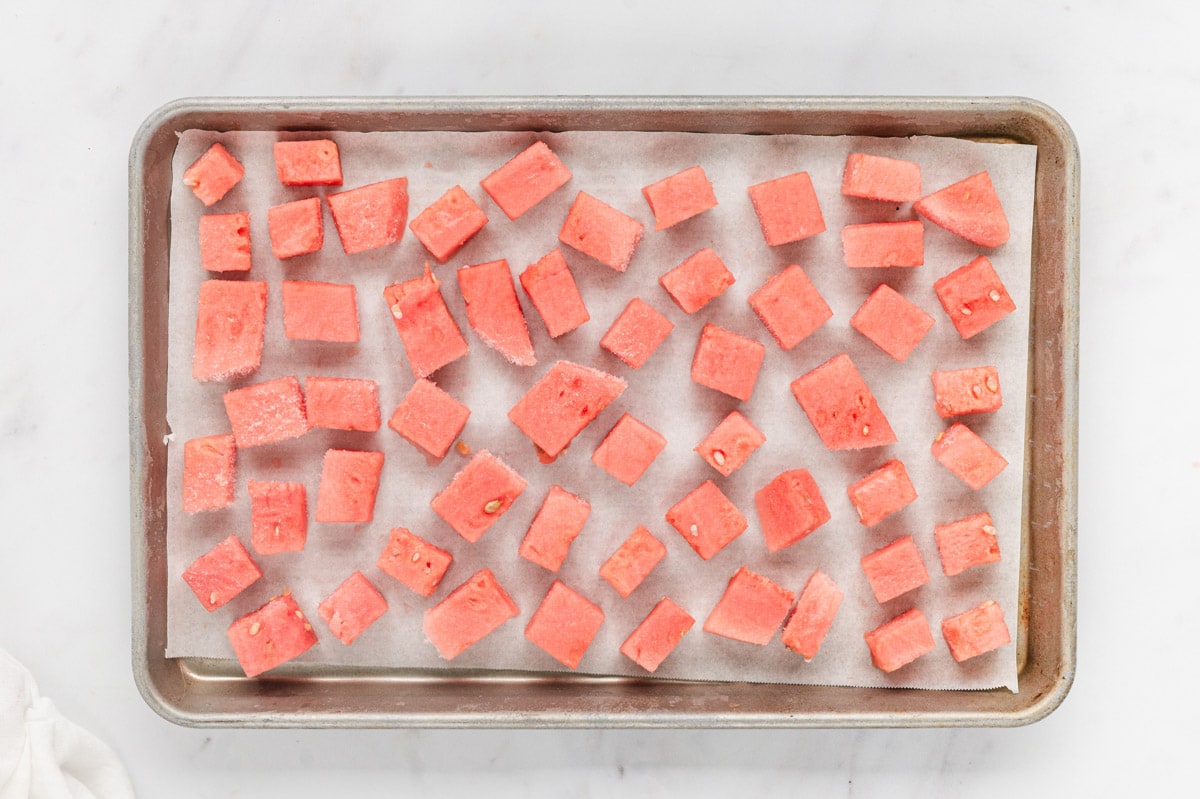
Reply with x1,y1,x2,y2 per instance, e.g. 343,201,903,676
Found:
249,622,261,636
208,591,218,605
986,375,999,392
971,385,982,398
689,524,699,537
712,450,727,466
411,551,421,562
983,524,997,535
391,302,405,319
988,289,1002,302
294,610,304,620
484,499,503,514
455,440,471,457
304,623,312,632
862,424,871,436
960,306,973,316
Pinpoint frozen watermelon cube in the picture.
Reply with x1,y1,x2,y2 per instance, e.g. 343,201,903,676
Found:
620,598,695,673
304,377,380,432
931,422,1008,490
423,569,519,660
383,266,470,379
841,152,922,202
376,526,453,597
182,535,262,611
318,571,388,645
847,459,918,527
790,353,896,450
781,570,843,661
409,185,489,263
227,593,318,677
935,511,1002,576
747,264,832,350
327,177,409,254
525,580,605,669
182,142,244,206
518,485,591,573
458,259,536,366
665,480,747,560
314,449,384,524
941,600,1011,662
267,196,324,260
182,433,237,513
659,248,735,314
599,525,667,598
754,469,831,553
507,361,626,459
247,480,307,555
519,249,590,338
931,366,1003,418
934,256,1017,339
591,413,667,487
222,376,309,448
690,323,765,402
642,165,718,230
558,191,645,272
198,212,251,273
480,140,572,220
273,139,343,186
914,171,1010,248
388,378,470,459
281,280,359,343
861,535,930,604
841,220,924,268
747,171,825,246
703,566,796,646
850,283,935,362
192,279,267,383
600,297,675,370
694,410,765,477
430,450,527,543
865,608,935,673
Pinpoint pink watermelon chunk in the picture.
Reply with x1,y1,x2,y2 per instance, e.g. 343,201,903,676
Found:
273,139,343,186
304,377,380,432
690,323,766,402
558,191,645,272
703,566,796,646
318,571,388,645
507,360,626,459
409,184,489,263
327,177,409,254
849,283,936,362
314,449,384,524
430,450,527,543
198,212,251,273
222,376,309,448
931,366,1003,418
182,535,262,612
865,608,935,673
934,255,1017,339
642,165,718,230
598,525,667,598
480,140,572,220
620,598,695,673
423,568,519,660
781,570,843,661
518,485,591,573
525,580,605,670
458,259,536,366
659,247,735,314
376,526,453,597
861,535,930,604
267,196,324,259
747,264,832,350
281,281,360,343
934,511,1002,576
914,170,1010,248
192,279,267,383
519,249,590,338
665,479,747,561
841,152,922,202
182,433,237,513
790,353,896,450
247,480,307,555
227,593,318,677
591,413,667,487
941,600,1011,662
600,297,675,370
931,422,1008,490
693,410,765,477
383,266,470,379
747,171,825,246
182,142,244,206
847,459,918,527
754,469,831,553
841,220,924,268
387,378,470,459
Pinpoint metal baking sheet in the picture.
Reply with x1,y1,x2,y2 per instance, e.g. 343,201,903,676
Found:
129,96,1078,728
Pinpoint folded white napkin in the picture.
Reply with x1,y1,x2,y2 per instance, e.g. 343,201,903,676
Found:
1,649,133,799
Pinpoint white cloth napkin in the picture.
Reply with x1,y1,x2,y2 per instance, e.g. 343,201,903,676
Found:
1,649,133,799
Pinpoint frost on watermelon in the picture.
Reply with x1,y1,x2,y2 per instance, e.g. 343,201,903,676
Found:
409,184,489,263
182,142,244,207
423,568,519,661
192,279,267,383
931,422,1008,490
754,469,830,553
519,249,590,338
690,323,765,402
591,413,667,487
914,170,1010,248
376,526,453,597
841,152,922,202
480,140,572,220
747,171,825,246
273,139,343,187
327,177,409,254
860,535,930,604
600,297,674,370
702,566,796,646
841,220,924,268
458,259,536,366
430,450,527,543
247,480,307,555
931,366,1002,418
318,571,388,645
182,433,237,513
693,410,765,477
781,570,843,662
227,593,318,677
790,353,896,450
388,378,470,459
934,511,1002,576
849,283,935,362
383,265,470,379
864,608,935,673
507,360,626,459
182,535,262,612
518,485,591,573
941,600,1011,662
659,247,735,314
304,377,380,432
524,580,605,670
934,255,1017,339
281,280,360,343
665,479,747,561
642,165,718,230
747,264,832,351
598,525,666,598
558,191,644,272
314,449,384,524
847,459,918,527
222,376,309,448
620,598,695,673
198,212,251,273
267,196,324,260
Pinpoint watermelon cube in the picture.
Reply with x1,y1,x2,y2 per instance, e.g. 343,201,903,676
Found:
665,480,747,561
327,177,409,254
790,353,896,450
934,256,1017,339
591,413,667,487
430,450,527,543
931,366,1003,418
747,264,832,350
690,323,765,402
558,191,645,272
620,598,695,673
703,566,796,646
388,378,470,459
409,184,489,263
198,212,251,273
227,593,318,677
525,580,605,670
781,570,843,661
267,196,324,260
192,279,267,382
314,449,384,524
518,485,591,573
642,165,718,230
935,511,1002,576
847,459,918,527
318,571,388,645
423,568,519,660
600,297,675,370
222,376,309,448
507,361,626,459
864,608,935,673
280,280,359,343
841,220,924,268
931,422,1008,490
458,259,536,366
304,377,380,432
754,469,831,553
599,525,667,598
376,526,453,597
849,283,936,362
519,249,590,338
383,266,470,379
693,410,765,477
941,600,1011,662
247,480,307,555
914,171,1010,248
182,142,244,206
659,248,735,314
747,171,825,246
480,140,572,220
182,433,237,513
861,535,930,604
273,139,343,186
182,535,262,611
840,152,922,202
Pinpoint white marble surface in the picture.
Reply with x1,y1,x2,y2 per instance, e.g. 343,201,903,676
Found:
0,0,1192,795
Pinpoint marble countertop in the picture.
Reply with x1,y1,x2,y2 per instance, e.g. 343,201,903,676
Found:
1,1,1190,795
